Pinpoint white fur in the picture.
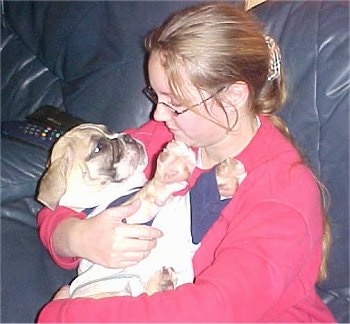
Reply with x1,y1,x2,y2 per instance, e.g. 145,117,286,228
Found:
70,193,199,297
68,140,199,298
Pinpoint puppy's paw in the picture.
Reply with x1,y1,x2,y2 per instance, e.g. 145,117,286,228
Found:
216,158,247,197
145,267,177,295
156,141,196,184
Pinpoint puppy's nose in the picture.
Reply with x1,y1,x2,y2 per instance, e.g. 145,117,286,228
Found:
120,133,135,144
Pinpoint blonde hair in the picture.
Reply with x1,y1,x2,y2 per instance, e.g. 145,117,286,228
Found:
145,1,330,280
145,2,288,135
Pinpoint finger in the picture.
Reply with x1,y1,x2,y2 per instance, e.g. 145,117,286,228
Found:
113,251,152,268
138,225,163,239
121,250,152,262
53,285,70,300
105,199,142,221
88,291,119,299
115,235,158,253
117,224,163,240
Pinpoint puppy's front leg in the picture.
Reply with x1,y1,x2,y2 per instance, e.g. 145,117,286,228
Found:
124,141,195,224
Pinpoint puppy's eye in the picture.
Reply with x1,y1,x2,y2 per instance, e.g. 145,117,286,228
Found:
94,142,105,154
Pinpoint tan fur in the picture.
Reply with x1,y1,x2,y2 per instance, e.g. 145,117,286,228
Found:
37,123,147,211
37,147,72,210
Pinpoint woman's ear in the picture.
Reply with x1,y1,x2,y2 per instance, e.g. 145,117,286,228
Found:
223,81,249,107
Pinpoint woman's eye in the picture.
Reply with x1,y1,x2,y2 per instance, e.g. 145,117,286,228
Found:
170,100,182,107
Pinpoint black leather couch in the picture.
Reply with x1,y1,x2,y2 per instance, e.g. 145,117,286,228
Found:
1,1,349,323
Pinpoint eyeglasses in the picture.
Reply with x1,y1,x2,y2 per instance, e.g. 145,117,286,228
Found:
143,86,225,115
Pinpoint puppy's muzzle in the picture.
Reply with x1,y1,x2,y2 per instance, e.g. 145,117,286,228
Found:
110,133,147,181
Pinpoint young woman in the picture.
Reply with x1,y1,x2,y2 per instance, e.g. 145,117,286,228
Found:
37,2,335,322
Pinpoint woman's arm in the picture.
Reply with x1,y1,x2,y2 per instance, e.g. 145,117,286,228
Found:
37,206,84,269
38,198,163,270
37,202,321,322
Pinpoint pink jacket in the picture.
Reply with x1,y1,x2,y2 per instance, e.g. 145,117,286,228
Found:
37,117,335,322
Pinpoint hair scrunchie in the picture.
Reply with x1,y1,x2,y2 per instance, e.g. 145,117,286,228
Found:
265,36,282,82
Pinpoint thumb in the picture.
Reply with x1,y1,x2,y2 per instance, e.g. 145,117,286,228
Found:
52,285,70,300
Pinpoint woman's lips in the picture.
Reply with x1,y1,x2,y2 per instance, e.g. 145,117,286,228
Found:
166,125,177,133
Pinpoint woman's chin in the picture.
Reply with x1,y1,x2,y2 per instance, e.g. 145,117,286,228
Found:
168,128,193,146
172,133,186,144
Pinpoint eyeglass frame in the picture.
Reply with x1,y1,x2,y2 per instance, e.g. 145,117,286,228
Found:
143,86,226,116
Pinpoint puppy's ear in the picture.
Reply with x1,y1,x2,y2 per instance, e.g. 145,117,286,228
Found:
37,149,71,210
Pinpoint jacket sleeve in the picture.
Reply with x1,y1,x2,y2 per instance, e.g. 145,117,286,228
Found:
37,201,319,322
37,206,85,269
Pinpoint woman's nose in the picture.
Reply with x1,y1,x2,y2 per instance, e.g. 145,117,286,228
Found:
153,103,173,122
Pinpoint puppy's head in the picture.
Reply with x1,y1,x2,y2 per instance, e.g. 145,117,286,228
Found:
37,123,147,210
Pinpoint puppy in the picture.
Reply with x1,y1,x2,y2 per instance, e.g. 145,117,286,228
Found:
37,123,197,298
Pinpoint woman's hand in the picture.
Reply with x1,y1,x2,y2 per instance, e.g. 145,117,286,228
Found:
53,200,163,268
52,285,70,300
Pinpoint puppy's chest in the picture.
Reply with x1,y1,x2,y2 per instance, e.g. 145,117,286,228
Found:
151,194,198,255
133,194,198,281
79,192,198,283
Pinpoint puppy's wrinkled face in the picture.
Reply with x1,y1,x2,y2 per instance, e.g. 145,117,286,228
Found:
58,124,147,185
85,131,147,184
38,123,147,210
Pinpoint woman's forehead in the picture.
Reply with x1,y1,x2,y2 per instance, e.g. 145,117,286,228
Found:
149,51,200,100
148,53,169,89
